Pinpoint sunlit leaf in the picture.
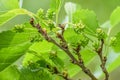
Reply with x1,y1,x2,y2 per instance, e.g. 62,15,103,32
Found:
22,41,53,66
0,0,19,14
0,66,20,80
0,24,37,71
0,9,35,26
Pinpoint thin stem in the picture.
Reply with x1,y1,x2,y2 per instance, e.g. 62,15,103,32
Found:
96,39,109,80
104,27,112,56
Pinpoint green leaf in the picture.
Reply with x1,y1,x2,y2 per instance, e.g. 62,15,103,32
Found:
107,51,120,72
49,54,64,69
0,24,37,71
30,41,53,54
111,32,120,52
64,28,81,44
81,49,96,63
0,9,35,26
22,41,53,66
64,28,89,47
110,7,120,26
72,9,99,33
0,66,20,80
0,0,19,14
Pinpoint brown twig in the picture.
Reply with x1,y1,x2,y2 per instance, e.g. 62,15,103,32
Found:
96,39,109,80
30,18,97,80
52,67,71,80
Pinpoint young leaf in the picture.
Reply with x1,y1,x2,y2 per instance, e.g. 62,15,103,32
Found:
110,7,120,27
22,41,53,66
72,9,99,34
0,9,35,26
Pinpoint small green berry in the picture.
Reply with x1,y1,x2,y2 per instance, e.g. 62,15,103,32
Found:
96,28,106,40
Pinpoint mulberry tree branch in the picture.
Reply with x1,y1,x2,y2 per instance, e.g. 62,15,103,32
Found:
30,18,97,80
96,39,109,80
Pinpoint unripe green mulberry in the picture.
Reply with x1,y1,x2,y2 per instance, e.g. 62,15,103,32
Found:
37,8,44,19
110,37,117,46
74,21,85,34
96,28,106,40
13,24,25,33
